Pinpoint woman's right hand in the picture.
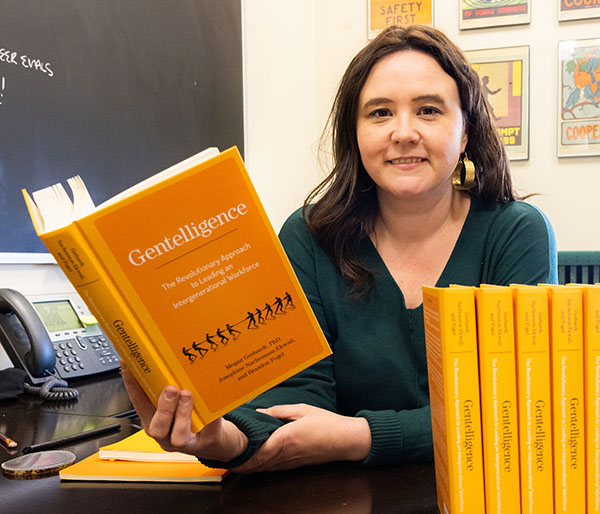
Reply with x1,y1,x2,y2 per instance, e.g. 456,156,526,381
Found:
120,362,248,462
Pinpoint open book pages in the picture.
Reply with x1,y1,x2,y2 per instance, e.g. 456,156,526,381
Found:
25,147,220,234
99,430,198,463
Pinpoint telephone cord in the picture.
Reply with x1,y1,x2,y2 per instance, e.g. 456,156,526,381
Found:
24,376,79,401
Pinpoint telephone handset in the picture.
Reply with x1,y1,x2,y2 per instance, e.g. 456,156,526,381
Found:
0,288,120,390
0,288,56,385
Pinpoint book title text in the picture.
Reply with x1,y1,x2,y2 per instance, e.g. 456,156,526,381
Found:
128,203,249,267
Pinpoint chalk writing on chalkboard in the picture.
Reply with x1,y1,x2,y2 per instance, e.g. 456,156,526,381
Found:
0,46,55,107
0,47,54,78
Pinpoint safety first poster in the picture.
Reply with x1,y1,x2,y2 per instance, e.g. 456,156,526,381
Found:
368,1,433,38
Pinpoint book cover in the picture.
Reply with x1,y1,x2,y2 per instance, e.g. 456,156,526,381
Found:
581,284,600,513
511,284,553,514
544,284,585,514
474,285,520,514
422,285,485,514
99,429,199,463
23,147,332,432
60,452,226,483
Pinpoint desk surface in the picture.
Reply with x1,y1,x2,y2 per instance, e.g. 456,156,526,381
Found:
0,372,439,514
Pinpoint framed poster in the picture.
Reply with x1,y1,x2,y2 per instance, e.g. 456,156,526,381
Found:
465,46,530,160
558,38,600,157
368,0,433,39
559,0,600,22
460,0,530,30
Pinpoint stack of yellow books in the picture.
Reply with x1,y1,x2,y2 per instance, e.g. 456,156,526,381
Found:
423,283,598,514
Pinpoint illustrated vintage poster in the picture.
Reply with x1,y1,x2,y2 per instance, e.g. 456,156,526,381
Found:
460,0,530,30
559,0,600,22
465,46,529,160
368,0,433,39
558,38,600,157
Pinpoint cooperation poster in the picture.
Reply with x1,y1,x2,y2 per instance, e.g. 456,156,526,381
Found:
558,38,600,157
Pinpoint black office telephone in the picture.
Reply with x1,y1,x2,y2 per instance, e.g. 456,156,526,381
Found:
0,288,120,398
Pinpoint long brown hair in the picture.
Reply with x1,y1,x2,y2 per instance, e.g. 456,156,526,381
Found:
304,24,514,296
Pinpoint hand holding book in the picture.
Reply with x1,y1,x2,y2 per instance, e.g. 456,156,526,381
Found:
122,362,372,471
120,363,248,464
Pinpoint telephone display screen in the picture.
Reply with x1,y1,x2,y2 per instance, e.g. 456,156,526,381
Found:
33,300,84,333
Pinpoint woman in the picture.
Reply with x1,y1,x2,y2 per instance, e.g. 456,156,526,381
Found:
122,25,557,472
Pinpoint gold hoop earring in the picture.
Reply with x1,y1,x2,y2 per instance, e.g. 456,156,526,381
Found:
452,153,475,191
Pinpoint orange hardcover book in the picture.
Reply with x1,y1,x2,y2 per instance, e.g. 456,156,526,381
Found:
60,452,226,483
23,147,332,432
475,285,520,514
423,285,485,514
581,284,600,513
511,284,553,514
544,284,585,514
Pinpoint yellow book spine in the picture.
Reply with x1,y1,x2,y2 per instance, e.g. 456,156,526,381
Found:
545,285,585,514
423,286,485,514
583,285,600,513
511,285,553,514
475,286,520,514
39,227,200,429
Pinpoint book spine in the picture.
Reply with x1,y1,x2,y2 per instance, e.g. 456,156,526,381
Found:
547,286,585,514
583,285,600,514
475,287,520,514
423,286,485,514
512,286,553,514
40,227,203,431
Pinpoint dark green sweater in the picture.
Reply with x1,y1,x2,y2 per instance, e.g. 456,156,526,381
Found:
201,197,557,468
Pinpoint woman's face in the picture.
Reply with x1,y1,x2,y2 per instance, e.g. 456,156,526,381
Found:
356,50,468,204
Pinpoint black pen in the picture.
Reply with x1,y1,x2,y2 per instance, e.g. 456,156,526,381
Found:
22,423,121,454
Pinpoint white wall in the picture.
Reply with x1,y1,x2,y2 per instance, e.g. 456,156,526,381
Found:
1,0,597,291
243,0,600,250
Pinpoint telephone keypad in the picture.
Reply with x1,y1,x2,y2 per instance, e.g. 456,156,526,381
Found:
52,335,120,378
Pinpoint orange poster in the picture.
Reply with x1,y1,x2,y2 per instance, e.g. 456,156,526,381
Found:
368,1,433,39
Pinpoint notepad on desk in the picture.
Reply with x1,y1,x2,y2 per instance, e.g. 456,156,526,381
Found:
59,430,227,483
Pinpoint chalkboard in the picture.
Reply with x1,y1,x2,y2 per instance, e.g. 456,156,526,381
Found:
0,0,243,253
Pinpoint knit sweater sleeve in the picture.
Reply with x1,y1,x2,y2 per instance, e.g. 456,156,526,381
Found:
356,406,433,466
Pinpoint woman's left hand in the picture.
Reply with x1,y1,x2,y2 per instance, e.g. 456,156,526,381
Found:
231,404,371,473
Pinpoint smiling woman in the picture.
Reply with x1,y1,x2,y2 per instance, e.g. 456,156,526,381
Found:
121,24,558,474
356,51,467,198
354,49,471,307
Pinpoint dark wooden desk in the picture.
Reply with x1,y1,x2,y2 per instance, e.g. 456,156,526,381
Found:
0,372,439,514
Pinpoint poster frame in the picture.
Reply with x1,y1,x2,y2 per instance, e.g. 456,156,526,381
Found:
367,0,434,39
464,45,530,161
459,0,530,30
557,37,600,157
558,0,600,22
